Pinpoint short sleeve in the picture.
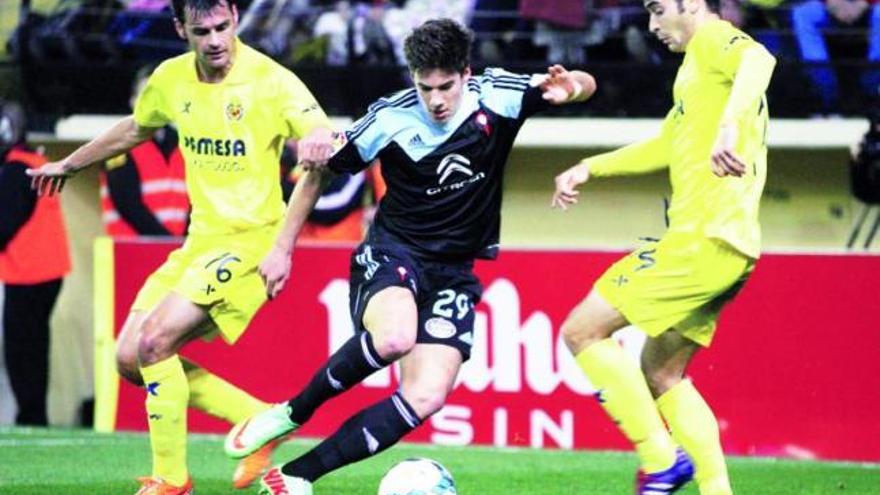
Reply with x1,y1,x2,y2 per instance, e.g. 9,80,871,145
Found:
277,70,333,139
477,68,534,120
133,67,172,128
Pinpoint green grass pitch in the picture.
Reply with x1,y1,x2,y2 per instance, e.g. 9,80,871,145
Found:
1,427,878,494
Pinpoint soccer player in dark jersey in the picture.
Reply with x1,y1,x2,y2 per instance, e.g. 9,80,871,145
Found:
223,18,596,494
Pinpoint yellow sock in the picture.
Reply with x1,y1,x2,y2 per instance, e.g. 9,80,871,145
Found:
183,360,268,423
140,355,189,486
576,339,676,473
657,379,732,495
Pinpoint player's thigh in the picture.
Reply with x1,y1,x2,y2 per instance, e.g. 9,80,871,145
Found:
399,343,463,418
362,286,419,354
641,330,701,397
139,291,213,363
561,289,629,353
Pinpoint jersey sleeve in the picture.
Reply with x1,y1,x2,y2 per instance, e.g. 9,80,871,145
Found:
705,27,758,80
477,68,542,120
277,69,333,139
133,64,172,129
328,135,372,174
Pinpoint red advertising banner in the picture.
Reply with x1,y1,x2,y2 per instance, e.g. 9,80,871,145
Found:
102,240,880,462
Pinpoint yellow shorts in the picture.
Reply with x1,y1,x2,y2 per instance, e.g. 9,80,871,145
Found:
131,224,279,344
595,233,755,347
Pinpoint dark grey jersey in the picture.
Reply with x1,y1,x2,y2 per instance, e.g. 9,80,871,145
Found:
329,68,550,262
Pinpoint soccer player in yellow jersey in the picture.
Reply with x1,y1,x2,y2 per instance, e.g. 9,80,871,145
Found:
552,0,775,494
27,1,336,494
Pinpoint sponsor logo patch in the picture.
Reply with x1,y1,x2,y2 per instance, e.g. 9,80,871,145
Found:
425,317,457,339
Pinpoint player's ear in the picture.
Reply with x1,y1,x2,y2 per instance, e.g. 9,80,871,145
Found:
461,67,472,81
174,18,186,40
231,3,239,25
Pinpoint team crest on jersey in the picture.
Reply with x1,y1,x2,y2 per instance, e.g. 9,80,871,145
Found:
226,100,244,121
475,111,492,136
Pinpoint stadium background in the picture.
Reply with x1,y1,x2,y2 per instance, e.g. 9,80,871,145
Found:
0,0,878,488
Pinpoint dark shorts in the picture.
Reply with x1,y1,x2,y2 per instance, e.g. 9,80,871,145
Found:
348,242,483,360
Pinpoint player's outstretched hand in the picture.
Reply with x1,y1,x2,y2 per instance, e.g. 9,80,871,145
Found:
298,127,338,172
259,246,292,300
25,160,75,196
710,123,747,177
552,163,590,210
540,65,596,105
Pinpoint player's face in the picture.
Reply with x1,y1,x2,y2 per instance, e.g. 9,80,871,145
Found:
644,0,697,53
175,1,239,78
413,68,472,124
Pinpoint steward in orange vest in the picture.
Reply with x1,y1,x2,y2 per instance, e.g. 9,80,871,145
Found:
0,100,70,425
100,126,189,237
0,145,71,283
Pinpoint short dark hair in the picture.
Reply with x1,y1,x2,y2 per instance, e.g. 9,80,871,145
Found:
171,0,236,24
403,18,474,74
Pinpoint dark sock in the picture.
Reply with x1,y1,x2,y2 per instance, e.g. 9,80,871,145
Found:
281,391,421,482
287,332,389,425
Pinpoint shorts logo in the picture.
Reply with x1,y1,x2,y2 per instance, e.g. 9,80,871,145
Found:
425,317,457,339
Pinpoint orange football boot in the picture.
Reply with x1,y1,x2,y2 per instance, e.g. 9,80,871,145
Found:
232,437,285,489
134,476,193,495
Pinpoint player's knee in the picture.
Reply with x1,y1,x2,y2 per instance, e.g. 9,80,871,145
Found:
400,383,449,420
373,329,417,360
137,316,175,364
561,317,600,354
643,367,683,398
115,347,143,386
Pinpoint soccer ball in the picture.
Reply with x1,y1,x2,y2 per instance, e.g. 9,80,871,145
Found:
377,458,457,495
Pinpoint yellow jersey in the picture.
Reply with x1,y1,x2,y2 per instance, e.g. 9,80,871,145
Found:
588,20,773,259
134,39,331,236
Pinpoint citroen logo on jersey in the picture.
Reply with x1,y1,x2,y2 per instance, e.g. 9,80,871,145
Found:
427,154,485,196
437,154,473,185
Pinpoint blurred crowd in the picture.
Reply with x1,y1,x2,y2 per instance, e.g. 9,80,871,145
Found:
3,0,879,114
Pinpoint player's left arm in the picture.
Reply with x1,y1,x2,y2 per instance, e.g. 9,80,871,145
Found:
261,166,336,299
539,65,597,105
712,38,776,178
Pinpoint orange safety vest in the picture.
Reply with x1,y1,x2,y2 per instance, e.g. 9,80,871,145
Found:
99,139,189,237
0,147,71,284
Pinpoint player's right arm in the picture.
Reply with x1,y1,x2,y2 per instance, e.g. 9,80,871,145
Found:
261,166,333,299
27,117,156,196
552,129,670,210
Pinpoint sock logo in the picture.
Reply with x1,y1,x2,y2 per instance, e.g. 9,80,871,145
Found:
146,382,160,396
326,369,344,391
362,427,379,454
148,413,162,420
